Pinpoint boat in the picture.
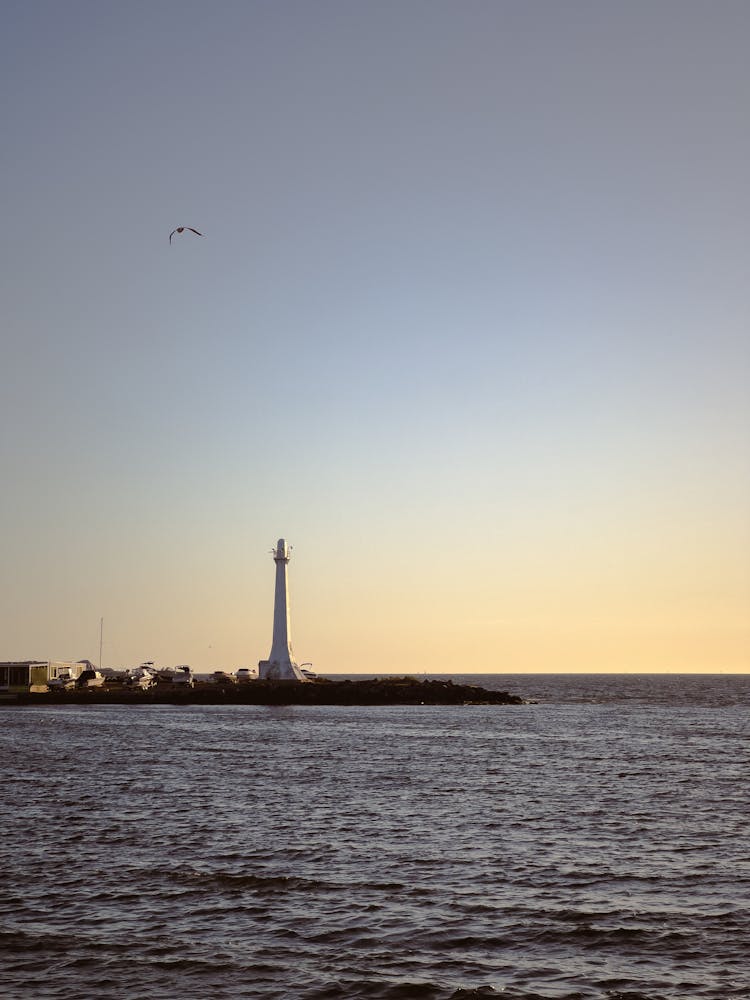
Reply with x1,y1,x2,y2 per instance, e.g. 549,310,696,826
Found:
48,673,77,691
235,667,259,683
75,669,105,688
126,663,158,689
172,665,194,687
211,670,237,685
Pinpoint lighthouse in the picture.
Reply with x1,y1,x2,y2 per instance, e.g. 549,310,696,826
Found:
258,538,306,681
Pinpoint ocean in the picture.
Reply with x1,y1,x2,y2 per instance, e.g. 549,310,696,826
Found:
1,674,748,1000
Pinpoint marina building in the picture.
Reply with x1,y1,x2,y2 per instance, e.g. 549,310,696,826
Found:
0,660,90,694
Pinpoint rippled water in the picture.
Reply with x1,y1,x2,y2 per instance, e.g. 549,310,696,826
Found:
2,674,748,999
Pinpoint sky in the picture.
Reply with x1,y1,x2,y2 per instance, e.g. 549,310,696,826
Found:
1,1,748,674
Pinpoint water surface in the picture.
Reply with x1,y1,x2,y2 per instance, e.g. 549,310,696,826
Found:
1,674,748,999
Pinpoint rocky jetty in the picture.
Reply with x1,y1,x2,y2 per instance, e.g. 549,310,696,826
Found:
17,676,526,706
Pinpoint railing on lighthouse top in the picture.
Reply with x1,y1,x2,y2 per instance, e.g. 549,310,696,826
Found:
271,539,292,563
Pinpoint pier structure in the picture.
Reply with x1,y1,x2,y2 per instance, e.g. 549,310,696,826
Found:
258,538,306,681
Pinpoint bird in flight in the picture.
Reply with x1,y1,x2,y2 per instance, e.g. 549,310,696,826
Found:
169,226,203,244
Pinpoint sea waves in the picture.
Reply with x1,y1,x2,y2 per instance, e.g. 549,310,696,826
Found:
1,676,748,999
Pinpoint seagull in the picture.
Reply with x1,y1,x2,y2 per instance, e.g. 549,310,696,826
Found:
169,226,203,244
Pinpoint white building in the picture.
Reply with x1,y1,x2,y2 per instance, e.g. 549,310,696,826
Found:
258,538,307,682
0,660,89,694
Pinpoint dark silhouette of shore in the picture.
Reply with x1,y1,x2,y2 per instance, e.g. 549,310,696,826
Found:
10,676,526,706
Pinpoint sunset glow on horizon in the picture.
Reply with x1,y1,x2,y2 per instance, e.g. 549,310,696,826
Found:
1,2,748,674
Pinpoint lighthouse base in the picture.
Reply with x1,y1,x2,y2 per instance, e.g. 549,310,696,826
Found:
258,659,306,682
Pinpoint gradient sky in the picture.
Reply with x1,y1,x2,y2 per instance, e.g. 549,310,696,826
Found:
2,1,748,673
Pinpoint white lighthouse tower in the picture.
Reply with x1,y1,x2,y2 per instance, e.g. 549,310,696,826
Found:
258,538,306,682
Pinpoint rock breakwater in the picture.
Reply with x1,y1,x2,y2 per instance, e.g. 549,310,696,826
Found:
14,676,526,706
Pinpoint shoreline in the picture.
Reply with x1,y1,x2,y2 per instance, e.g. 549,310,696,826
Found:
4,677,527,707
